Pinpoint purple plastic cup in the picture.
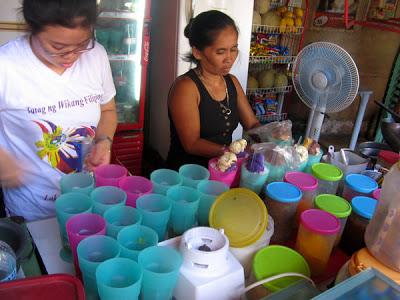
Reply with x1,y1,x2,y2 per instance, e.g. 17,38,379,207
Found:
66,213,106,276
119,176,153,208
94,164,128,187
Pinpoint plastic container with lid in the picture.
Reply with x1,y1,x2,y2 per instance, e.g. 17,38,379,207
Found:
312,163,343,195
295,209,340,276
342,174,378,201
365,162,400,271
264,182,302,243
284,172,318,223
377,150,399,169
314,194,352,247
340,196,377,255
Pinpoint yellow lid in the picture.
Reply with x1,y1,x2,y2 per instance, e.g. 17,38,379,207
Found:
209,188,268,248
349,248,400,284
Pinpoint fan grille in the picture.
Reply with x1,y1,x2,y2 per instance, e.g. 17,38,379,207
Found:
292,42,359,113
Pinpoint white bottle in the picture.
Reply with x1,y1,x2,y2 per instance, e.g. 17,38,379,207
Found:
0,241,17,282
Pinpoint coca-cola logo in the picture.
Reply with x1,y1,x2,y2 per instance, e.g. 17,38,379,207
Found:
143,39,150,63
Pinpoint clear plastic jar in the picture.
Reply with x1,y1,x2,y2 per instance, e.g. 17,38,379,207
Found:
312,163,343,195
0,241,17,282
342,174,378,201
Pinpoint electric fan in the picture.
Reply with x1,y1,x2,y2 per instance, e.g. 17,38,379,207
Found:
292,42,359,141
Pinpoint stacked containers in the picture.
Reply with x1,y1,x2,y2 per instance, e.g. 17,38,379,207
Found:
342,174,378,201
264,182,302,243
312,163,343,195
314,194,352,246
295,209,340,276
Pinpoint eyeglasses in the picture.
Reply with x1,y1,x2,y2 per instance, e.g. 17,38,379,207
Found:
37,34,96,57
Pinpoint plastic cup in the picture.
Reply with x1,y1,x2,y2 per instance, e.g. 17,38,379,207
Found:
77,235,120,299
304,152,323,174
342,174,378,201
103,206,142,239
118,176,153,207
240,161,269,195
90,186,127,216
66,213,106,276
138,246,183,300
265,162,286,183
232,154,249,187
55,192,92,262
295,209,340,276
117,225,159,261
197,180,229,226
178,164,210,188
312,163,343,195
150,169,182,195
60,172,95,195
208,158,238,187
94,164,128,187
167,186,200,235
136,194,171,241
96,258,143,300
372,188,381,200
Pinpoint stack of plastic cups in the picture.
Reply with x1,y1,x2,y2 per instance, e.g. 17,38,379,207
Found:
118,176,153,208
90,186,127,216
240,157,270,195
167,185,200,235
178,164,210,188
295,209,340,276
342,174,378,201
197,180,229,226
77,235,120,299
60,172,95,195
103,206,142,239
312,163,343,195
94,164,128,187
208,158,238,187
136,194,171,241
150,169,182,195
314,194,352,246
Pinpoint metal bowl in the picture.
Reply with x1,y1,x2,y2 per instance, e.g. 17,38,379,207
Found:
381,121,400,152
356,141,392,160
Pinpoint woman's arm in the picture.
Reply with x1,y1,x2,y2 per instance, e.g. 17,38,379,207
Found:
168,77,225,158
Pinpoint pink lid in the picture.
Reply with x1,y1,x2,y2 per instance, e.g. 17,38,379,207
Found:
372,188,381,200
378,150,399,165
284,171,318,191
300,209,340,235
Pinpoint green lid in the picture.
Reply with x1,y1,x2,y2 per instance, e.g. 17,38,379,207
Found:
311,163,343,182
315,194,352,218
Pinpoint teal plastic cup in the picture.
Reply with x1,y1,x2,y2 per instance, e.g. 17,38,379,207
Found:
138,246,183,300
150,169,182,195
178,164,210,188
60,172,95,195
55,192,92,261
96,258,143,300
90,186,127,216
265,162,286,183
240,162,270,195
136,194,171,241
103,206,142,239
304,152,323,174
167,186,200,235
117,225,159,261
197,180,228,226
77,235,120,300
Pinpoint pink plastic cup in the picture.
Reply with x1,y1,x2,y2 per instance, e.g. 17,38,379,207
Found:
208,158,238,188
94,164,128,187
119,176,153,207
232,154,248,188
66,213,106,276
372,188,381,201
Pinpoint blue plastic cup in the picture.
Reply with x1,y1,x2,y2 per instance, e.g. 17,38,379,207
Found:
77,235,120,300
167,186,200,235
178,164,210,188
136,194,171,241
138,246,183,300
90,186,127,216
240,163,270,195
117,225,159,261
197,180,228,226
103,206,142,239
60,172,95,195
150,169,182,195
304,152,323,174
96,257,143,300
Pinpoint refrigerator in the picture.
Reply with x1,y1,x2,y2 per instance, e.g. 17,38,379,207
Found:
148,0,254,161
96,0,152,175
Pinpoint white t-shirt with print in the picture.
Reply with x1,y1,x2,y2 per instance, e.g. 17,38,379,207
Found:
0,36,116,221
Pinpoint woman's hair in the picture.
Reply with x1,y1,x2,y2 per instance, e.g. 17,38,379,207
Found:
184,10,238,64
22,0,97,34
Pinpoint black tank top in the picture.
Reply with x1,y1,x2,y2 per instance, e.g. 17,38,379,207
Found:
166,69,239,170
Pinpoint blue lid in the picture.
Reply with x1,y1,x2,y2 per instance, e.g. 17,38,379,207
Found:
351,196,378,219
265,182,302,203
345,174,378,194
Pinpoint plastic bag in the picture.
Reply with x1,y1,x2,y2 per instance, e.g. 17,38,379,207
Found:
244,120,293,146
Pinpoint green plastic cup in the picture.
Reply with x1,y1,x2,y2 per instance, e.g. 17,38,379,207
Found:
90,186,127,216
197,180,228,226
103,206,142,239
117,225,159,261
96,257,142,300
60,172,95,195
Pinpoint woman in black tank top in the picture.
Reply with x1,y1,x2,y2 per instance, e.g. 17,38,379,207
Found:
166,10,259,170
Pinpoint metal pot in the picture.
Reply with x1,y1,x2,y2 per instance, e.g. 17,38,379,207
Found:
381,121,400,153
356,142,392,160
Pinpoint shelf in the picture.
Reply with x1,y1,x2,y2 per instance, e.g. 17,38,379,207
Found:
257,113,288,124
108,54,139,61
249,55,296,64
247,85,292,95
98,11,139,20
252,24,304,35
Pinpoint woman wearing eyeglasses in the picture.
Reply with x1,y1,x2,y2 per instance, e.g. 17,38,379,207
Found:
0,0,117,221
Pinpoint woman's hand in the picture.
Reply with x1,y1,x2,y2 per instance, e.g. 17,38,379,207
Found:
84,140,111,171
0,149,23,187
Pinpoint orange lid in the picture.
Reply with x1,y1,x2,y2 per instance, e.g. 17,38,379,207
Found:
349,248,400,284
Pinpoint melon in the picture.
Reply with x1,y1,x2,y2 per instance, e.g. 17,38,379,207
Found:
258,69,275,88
253,10,262,25
261,11,281,26
255,0,271,14
247,76,259,89
274,73,288,87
